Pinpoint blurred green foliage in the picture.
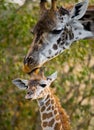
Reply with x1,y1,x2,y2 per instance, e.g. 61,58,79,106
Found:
0,0,94,130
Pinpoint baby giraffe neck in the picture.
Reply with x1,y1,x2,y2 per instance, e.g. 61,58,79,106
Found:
37,89,71,130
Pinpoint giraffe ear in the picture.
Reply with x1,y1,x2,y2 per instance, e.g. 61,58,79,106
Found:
12,78,28,90
70,0,89,20
47,72,57,82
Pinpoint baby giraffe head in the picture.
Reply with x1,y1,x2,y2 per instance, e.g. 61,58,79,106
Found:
12,72,57,100
23,0,91,74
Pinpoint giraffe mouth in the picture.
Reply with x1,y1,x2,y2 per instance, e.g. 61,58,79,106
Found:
27,67,40,75
23,63,41,74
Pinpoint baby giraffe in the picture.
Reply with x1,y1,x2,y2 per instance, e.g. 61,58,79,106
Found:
12,72,71,130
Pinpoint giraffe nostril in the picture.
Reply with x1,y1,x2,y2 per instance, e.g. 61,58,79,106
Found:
24,56,34,65
28,56,35,64
27,91,33,95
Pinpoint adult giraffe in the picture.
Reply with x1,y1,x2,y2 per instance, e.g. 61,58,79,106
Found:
23,0,94,74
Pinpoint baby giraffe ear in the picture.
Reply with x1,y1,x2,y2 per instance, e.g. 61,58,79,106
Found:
12,79,28,90
70,0,89,20
47,71,57,82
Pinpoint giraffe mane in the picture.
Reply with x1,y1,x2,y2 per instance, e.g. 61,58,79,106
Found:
50,88,71,130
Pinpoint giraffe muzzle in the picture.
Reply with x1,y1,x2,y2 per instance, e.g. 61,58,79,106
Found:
23,64,40,75
23,55,40,74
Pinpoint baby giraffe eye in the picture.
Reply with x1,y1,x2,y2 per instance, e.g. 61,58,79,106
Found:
40,84,46,88
27,91,33,95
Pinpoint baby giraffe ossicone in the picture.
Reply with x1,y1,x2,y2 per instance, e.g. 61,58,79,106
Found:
12,72,71,130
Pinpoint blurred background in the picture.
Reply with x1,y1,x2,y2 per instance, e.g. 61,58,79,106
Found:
0,0,94,130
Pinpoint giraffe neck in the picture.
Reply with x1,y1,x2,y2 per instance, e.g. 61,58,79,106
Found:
37,88,71,130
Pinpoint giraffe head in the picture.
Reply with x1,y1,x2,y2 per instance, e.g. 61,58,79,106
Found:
23,0,92,74
12,72,57,100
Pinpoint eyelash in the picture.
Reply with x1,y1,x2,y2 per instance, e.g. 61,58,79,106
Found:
51,29,62,34
40,84,46,88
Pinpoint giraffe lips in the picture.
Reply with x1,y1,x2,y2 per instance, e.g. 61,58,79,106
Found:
22,64,32,73
28,67,40,75
22,63,40,74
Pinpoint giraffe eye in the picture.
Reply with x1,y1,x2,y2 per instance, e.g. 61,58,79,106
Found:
40,84,46,88
27,91,34,95
51,29,62,34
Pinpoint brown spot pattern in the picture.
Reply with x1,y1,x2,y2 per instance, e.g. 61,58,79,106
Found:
45,95,50,101
57,38,61,44
52,106,54,110
47,56,50,59
48,118,55,127
66,34,68,39
47,106,51,111
54,123,61,130
53,44,58,50
41,106,46,112
60,41,64,45
51,99,54,104
46,99,50,106
76,37,78,39
56,115,60,120
42,112,53,120
69,31,74,40
54,110,57,115
55,52,58,56
79,32,81,35
42,122,48,127
63,46,65,49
